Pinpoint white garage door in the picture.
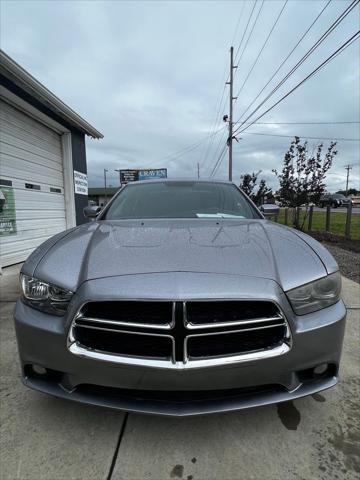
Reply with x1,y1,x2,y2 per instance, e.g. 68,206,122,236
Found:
0,99,67,267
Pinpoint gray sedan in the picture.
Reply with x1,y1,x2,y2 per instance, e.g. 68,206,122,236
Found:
14,180,346,416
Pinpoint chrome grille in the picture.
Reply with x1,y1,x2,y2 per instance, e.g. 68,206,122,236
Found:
69,300,291,369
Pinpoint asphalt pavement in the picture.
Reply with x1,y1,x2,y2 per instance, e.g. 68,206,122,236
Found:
1,264,359,480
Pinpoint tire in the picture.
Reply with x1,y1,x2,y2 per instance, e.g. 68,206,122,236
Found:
332,202,338,208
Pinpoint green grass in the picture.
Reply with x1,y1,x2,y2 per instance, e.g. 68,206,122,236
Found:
273,209,360,240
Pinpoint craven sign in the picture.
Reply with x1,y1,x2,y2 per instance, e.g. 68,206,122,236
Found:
120,168,167,185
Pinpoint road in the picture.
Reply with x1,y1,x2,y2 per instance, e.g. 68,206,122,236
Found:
313,206,360,214
1,264,359,480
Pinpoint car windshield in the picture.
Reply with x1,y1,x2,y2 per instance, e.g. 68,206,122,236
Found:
103,181,260,220
334,194,346,199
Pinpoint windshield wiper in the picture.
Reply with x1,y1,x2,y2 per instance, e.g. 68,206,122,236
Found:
196,213,245,218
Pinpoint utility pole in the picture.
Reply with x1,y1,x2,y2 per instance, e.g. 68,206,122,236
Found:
114,169,122,187
197,162,200,179
104,168,108,204
226,46,237,182
344,164,353,196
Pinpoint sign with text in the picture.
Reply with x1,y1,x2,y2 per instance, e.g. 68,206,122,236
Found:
120,170,139,184
74,171,88,195
120,168,167,184
138,169,167,181
0,186,17,236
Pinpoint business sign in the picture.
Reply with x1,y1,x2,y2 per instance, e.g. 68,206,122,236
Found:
120,170,139,184
74,171,88,195
0,186,17,236
120,168,167,184
138,169,167,181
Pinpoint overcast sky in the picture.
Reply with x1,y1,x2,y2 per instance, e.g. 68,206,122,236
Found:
1,0,359,191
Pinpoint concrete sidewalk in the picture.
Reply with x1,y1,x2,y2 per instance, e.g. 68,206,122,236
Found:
0,265,359,480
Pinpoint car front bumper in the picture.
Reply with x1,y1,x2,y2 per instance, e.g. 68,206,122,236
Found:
14,274,347,416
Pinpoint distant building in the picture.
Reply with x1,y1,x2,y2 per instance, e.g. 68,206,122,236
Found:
88,187,119,207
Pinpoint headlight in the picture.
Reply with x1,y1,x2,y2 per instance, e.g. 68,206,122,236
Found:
20,274,73,316
286,271,341,315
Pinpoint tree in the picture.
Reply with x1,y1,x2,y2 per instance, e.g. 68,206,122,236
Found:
336,188,359,196
273,136,337,228
239,171,273,205
273,136,337,207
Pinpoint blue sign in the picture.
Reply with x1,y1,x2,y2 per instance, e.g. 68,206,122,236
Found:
138,169,167,181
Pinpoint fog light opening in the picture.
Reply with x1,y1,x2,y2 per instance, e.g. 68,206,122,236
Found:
297,363,337,383
314,364,328,376
32,364,47,375
24,364,64,382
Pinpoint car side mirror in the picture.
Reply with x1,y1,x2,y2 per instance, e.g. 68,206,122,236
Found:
83,205,101,218
260,204,280,217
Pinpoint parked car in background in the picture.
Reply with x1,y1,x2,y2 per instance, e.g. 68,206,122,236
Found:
318,193,352,208
350,195,360,207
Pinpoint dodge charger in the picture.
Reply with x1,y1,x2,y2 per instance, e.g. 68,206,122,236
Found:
14,180,346,416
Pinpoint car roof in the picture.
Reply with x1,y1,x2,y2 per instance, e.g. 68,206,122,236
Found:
125,178,234,186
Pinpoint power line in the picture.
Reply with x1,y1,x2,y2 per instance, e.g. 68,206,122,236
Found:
237,121,360,125
211,125,360,179
210,144,227,178
233,30,360,137
212,152,227,178
201,2,247,170
200,1,359,180
234,0,359,134
202,0,256,178
231,1,247,46
200,70,228,167
242,131,360,141
235,0,288,101
221,0,267,181
208,127,229,174
159,126,226,163
209,0,331,179
234,1,259,62
236,0,332,124
235,0,265,69
234,31,360,138
204,0,276,176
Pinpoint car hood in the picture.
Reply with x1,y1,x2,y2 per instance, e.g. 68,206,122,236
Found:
28,219,335,293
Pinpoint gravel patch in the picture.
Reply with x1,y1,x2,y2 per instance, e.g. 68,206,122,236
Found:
323,243,360,284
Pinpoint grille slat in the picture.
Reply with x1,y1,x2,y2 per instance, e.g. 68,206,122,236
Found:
76,316,172,332
74,326,174,360
186,325,286,359
185,314,284,330
185,301,281,328
71,300,290,366
80,301,174,328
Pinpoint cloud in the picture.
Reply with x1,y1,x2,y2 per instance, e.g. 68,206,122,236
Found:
1,0,359,191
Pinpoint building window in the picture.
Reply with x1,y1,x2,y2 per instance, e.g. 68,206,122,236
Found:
0,179,12,187
25,183,41,190
50,187,62,194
